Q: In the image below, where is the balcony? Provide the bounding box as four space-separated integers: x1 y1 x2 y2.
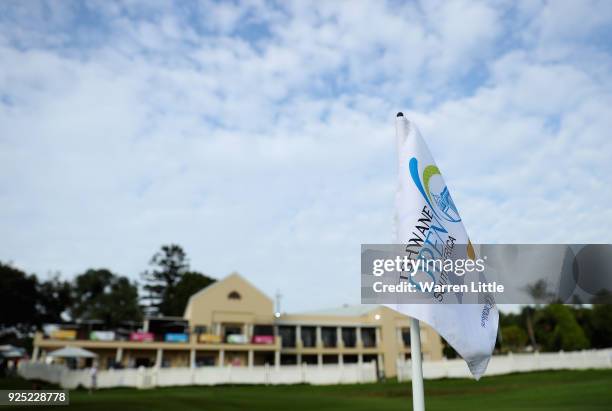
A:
37 322 280 349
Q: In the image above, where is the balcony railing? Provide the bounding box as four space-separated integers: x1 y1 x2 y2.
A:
43 330 278 345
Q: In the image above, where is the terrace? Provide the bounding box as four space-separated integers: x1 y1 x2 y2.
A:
36 318 281 369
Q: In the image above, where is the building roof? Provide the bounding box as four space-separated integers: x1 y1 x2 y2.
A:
183 272 273 319
183 272 382 321
289 304 380 317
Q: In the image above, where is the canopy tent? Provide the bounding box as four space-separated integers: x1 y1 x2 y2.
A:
0 345 26 359
47 347 98 358
0 345 25 356
0 349 25 359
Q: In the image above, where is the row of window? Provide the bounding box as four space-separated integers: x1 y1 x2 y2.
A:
277 326 378 348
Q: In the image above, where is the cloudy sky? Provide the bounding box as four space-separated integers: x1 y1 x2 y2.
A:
1 0 611 313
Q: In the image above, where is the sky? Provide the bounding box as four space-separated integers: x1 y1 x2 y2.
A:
1 0 612 313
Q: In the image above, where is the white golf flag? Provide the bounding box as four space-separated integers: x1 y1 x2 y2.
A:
390 114 498 379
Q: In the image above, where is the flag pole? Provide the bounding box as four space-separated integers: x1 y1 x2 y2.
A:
396 112 425 411
410 317 425 411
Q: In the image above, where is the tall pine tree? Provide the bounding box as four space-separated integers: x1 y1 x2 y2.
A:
141 244 189 316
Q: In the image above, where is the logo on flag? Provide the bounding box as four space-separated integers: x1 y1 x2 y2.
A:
410 159 461 223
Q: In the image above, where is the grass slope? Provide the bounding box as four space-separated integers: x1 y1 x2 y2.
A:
1 369 611 411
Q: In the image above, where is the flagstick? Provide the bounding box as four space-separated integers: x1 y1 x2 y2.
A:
396 112 425 411
410 317 425 411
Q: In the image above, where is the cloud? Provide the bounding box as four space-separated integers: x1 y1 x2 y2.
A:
0 0 611 311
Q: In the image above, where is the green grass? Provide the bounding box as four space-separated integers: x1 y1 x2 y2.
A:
1 369 611 410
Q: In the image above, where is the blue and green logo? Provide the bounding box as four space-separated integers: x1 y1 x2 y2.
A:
409 157 461 223
409 157 475 260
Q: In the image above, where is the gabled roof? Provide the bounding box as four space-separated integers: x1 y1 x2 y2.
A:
183 272 272 318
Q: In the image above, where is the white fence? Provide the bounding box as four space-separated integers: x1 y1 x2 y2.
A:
397 348 612 381
18 362 377 389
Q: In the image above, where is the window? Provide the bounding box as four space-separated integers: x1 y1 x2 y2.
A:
196 355 216 367
322 354 338 364
342 327 356 347
228 291 241 300
401 327 411 347
301 326 316 347
301 355 317 365
343 354 358 364
281 354 298 365
278 326 296 347
361 327 376 347
321 327 337 348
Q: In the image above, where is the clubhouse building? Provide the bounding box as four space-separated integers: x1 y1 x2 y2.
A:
32 273 443 377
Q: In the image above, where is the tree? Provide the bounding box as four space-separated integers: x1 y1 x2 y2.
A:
71 269 142 327
0 262 38 334
141 245 216 316
36 274 72 324
142 245 191 316
572 306 595 346
590 304 612 348
521 306 538 350
522 279 556 350
164 271 215 316
501 325 528 352
534 305 589 351
524 279 555 304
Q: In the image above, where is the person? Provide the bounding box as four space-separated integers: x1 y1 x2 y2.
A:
89 363 98 394
7 360 15 377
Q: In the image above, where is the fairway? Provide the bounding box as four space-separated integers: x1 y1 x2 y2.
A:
2 369 611 411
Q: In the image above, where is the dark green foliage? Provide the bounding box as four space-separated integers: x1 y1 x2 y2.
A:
141 244 189 316
71 269 142 326
141 245 215 316
534 305 589 351
500 324 528 351
590 304 612 348
165 271 215 317
0 263 71 348
0 262 38 331
36 274 73 324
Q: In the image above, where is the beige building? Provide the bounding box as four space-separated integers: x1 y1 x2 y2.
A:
33 273 442 377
